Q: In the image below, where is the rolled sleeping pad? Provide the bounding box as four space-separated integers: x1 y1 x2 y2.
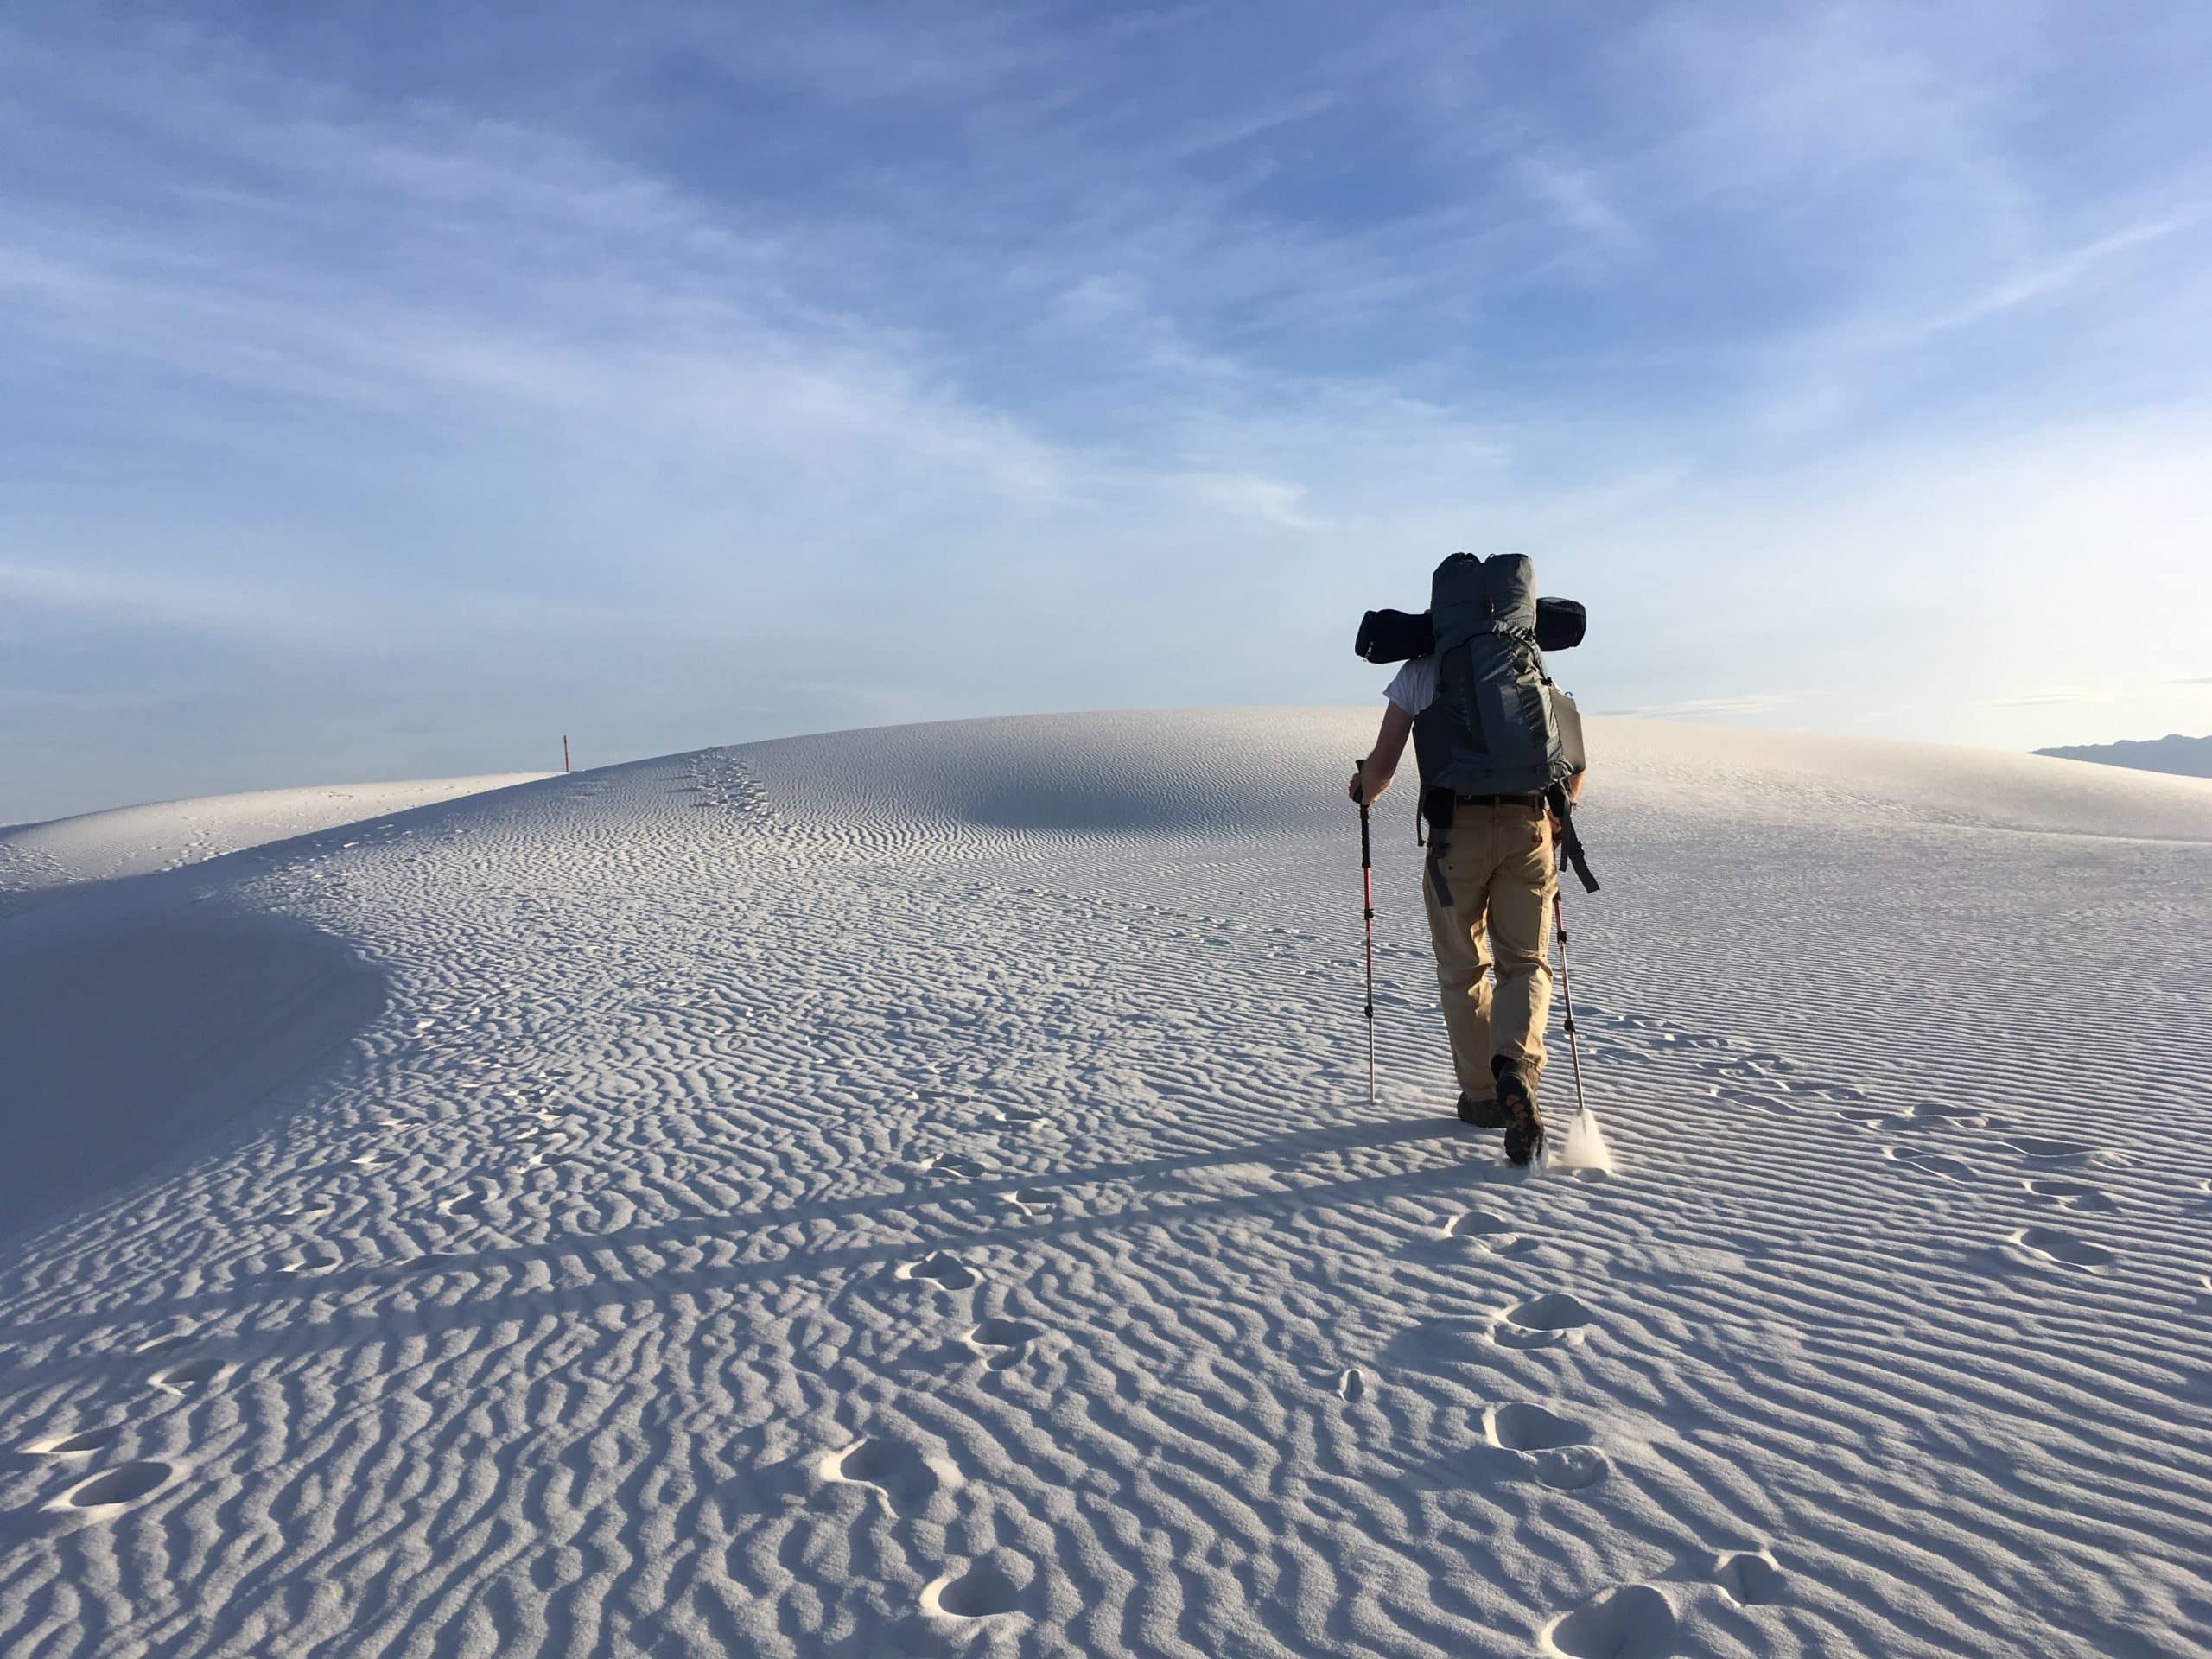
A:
1353 607 1432 663
1535 598 1586 652
1354 597 1586 662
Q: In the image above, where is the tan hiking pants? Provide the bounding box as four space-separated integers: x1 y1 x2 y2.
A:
1421 798 1556 1101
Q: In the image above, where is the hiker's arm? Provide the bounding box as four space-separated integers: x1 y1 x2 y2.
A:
1351 701 1414 803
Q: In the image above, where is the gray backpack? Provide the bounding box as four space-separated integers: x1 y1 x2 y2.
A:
1413 553 1580 798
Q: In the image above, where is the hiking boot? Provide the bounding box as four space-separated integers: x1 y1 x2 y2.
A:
1456 1093 1508 1128
1493 1058 1546 1167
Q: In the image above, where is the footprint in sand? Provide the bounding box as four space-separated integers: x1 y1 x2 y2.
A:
921 1554 1031 1621
918 1152 990 1180
1491 1293 1600 1350
1914 1103 1996 1128
896 1251 982 1292
150 1356 225 1395
1700 1058 1781 1089
1484 1402 1609 1491
963 1318 1045 1371
278 1243 342 1276
1841 1109 1915 1134
1542 1582 1680 1658
2023 1178 2118 1213
817 1436 962 1514
1003 1188 1059 1220
1443 1211 1541 1255
1338 1368 1367 1402
1714 1084 1795 1119
48 1460 176 1515
23 1424 124 1459
2005 1135 2103 1166
1713 1548 1787 1606
1886 1148 1975 1181
2009 1226 2118 1270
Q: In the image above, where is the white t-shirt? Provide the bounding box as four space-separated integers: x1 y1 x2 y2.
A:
1383 655 1438 716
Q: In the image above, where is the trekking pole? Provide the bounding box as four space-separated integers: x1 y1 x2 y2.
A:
1551 891 1589 1121
1357 761 1376 1109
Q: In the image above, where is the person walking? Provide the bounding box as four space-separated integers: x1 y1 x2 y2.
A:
1348 554 1586 1166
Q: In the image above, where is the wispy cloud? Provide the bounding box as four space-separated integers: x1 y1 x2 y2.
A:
1983 688 2105 709
1752 215 2196 436
1513 152 1643 273
3 3 2210 818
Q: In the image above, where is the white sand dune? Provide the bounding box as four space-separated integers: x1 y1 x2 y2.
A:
0 774 552 909
1 710 2208 1658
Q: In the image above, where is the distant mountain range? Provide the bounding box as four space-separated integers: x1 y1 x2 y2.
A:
2034 733 2212 779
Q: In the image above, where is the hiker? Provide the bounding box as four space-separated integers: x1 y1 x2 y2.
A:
1348 554 1586 1166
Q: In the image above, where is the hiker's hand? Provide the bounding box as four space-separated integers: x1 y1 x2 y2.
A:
1351 760 1392 804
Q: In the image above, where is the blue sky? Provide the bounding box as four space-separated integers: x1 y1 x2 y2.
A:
5 2 2210 821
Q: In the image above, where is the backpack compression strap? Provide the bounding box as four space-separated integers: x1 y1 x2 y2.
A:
1421 785 1457 908
1546 784 1600 893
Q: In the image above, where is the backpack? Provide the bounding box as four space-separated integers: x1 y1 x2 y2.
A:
1412 553 1580 798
